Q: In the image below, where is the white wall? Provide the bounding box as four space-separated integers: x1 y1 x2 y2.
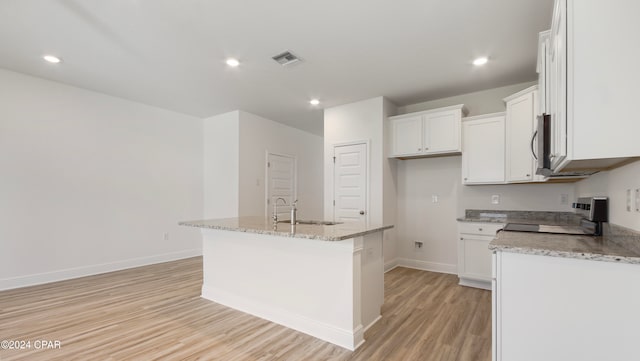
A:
461 181 575 213
382 99 399 266
324 96 397 267
576 160 640 231
397 81 537 117
203 111 240 219
324 97 385 224
203 110 324 221
238 111 323 220
396 156 577 272
396 157 462 272
0 69 203 290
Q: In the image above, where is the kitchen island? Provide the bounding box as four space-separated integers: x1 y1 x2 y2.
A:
179 216 393 350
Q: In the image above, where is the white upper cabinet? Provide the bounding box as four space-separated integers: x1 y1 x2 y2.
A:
424 110 460 153
461 113 505 185
504 86 540 183
544 0 640 172
536 30 550 117
548 0 567 170
390 115 422 156
389 104 466 158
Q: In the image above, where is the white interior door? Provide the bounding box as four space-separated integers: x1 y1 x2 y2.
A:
266 153 296 220
333 143 367 223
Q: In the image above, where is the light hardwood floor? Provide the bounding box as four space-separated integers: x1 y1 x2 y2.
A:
0 257 491 361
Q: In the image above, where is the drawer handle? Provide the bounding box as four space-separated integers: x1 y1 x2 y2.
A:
478 228 483 231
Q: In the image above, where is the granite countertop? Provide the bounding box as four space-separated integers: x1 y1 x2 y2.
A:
458 209 640 264
179 216 394 241
489 224 640 265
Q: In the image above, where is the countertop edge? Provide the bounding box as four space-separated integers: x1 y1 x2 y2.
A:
179 221 394 241
456 217 507 224
488 243 640 264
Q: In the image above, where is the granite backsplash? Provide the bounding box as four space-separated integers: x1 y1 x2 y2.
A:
463 209 584 225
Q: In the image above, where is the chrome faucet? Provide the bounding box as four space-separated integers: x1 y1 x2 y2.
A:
273 197 287 224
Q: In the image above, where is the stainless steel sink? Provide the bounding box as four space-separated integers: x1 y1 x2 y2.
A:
297 220 342 225
278 220 342 226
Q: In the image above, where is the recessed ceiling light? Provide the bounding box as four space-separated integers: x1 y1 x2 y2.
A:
226 58 240 67
43 55 61 63
473 57 488 66
309 99 320 106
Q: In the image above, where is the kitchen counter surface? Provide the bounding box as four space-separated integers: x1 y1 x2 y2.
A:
489 224 640 264
179 216 393 241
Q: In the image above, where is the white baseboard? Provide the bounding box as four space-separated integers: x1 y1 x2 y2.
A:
384 258 399 273
395 258 457 275
458 278 492 290
202 285 363 351
363 314 382 333
0 248 202 291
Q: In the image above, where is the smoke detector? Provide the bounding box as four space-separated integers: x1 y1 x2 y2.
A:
272 51 302 66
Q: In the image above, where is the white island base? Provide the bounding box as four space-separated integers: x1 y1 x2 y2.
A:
200 228 384 350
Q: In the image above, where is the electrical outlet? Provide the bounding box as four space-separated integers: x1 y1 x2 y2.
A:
163 232 169 241
627 189 632 212
491 195 500 205
432 195 439 203
414 241 423 249
560 194 569 205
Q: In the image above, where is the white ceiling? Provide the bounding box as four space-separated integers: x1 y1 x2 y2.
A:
0 0 553 135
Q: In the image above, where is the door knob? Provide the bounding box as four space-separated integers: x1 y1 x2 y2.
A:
359 210 365 215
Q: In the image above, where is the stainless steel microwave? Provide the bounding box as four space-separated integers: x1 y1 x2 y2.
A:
535 114 599 178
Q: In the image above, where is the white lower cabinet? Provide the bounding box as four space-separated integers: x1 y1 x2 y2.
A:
493 251 640 361
457 222 504 289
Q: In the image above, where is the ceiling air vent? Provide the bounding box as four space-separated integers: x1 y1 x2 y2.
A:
272 51 302 66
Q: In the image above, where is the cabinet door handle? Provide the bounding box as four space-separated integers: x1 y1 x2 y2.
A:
418 148 422 151
530 129 538 160
526 174 531 177
460 237 464 240
479 228 483 231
